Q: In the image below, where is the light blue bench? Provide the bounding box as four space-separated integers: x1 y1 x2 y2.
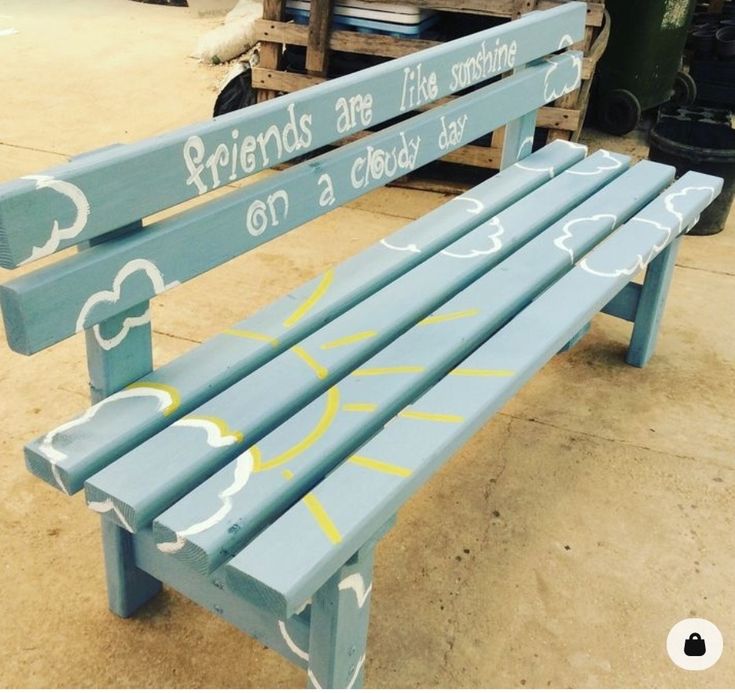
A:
0 3 722 687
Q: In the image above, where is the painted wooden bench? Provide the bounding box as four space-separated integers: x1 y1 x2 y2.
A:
0 3 722 687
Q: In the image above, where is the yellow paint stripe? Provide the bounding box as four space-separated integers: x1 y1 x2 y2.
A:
125 382 181 416
343 403 378 413
353 366 425 377
399 409 465 424
290 346 329 380
179 415 244 443
320 330 377 350
450 368 515 377
283 268 335 328
418 308 480 326
222 329 280 347
349 455 412 477
303 492 342 544
254 387 340 472
281 469 294 481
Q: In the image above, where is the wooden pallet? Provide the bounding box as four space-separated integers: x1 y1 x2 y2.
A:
252 0 608 187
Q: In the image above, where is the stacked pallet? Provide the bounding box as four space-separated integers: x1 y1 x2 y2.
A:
251 0 607 187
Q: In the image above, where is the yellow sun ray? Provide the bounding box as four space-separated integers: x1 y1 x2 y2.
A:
352 366 425 377
221 329 280 347
348 455 412 477
320 330 377 350
418 308 480 326
398 409 464 424
290 346 329 380
303 492 342 544
343 403 378 413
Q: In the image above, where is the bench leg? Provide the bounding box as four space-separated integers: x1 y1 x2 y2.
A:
101 518 162 618
307 543 375 689
626 236 682 368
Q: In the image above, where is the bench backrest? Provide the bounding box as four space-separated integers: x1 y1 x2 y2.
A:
0 3 586 362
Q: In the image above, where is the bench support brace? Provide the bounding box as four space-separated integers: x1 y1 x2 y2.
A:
307 542 376 689
84 223 163 616
625 237 682 368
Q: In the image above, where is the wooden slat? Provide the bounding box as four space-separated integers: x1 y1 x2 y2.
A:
256 0 284 102
267 19 439 57
305 0 333 75
253 19 441 59
1 53 585 355
23 142 587 495
253 19 600 70
252 67 326 91
224 171 722 617
82 151 626 533
156 160 689 580
0 3 586 269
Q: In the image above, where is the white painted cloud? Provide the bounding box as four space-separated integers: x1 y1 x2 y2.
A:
20 175 90 265
75 258 179 333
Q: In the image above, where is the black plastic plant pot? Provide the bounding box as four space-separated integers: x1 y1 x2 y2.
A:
692 28 718 57
649 106 735 235
716 26 735 58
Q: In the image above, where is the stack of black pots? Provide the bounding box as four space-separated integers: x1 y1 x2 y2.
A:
690 4 735 59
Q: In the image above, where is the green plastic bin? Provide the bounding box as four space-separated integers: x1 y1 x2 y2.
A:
596 0 698 135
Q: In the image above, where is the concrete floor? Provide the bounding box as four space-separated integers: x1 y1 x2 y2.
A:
1 0 734 688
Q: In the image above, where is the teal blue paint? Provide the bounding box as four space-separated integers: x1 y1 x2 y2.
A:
24 142 585 497
155 160 677 582
0 3 585 269
132 528 311 669
602 282 642 321
0 52 584 355
83 151 628 533
225 172 723 618
101 517 162 618
83 218 162 616
626 238 682 368
307 544 375 689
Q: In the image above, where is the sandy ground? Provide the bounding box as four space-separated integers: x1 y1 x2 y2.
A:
0 0 734 688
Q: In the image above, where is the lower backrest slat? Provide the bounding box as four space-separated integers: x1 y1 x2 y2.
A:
82 151 627 532
24 141 584 496
1 52 582 355
224 171 723 617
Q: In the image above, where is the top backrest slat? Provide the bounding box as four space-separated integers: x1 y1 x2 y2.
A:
0 2 586 269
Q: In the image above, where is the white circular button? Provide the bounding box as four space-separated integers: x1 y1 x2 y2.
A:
667 618 723 671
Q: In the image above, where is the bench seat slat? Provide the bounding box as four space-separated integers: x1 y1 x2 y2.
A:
0 3 586 269
152 160 675 576
223 171 723 617
0 51 583 355
82 151 626 531
24 142 585 496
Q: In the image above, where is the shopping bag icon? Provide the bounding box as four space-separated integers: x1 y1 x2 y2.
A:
684 632 706 657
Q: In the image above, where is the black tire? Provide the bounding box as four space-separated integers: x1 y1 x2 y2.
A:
598 88 642 136
213 67 258 118
672 71 698 106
